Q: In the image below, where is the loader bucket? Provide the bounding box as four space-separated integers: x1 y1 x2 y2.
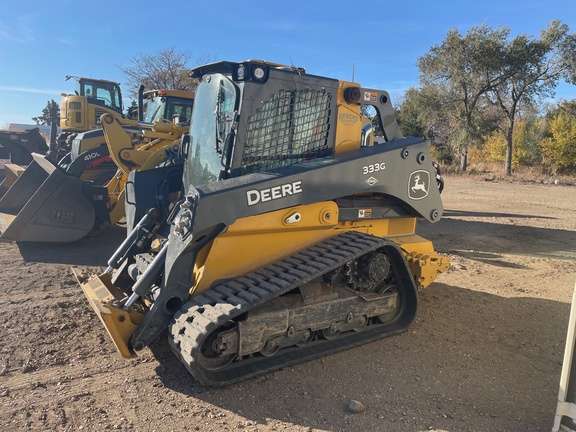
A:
0 163 25 198
0 153 108 242
74 269 142 358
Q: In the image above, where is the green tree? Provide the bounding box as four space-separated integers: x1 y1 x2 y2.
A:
545 98 576 119
488 21 576 175
32 99 60 126
396 87 428 138
397 86 457 164
119 47 213 98
417 24 512 171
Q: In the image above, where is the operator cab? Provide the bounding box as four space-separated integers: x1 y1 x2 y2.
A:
184 60 395 188
66 76 123 113
143 90 195 124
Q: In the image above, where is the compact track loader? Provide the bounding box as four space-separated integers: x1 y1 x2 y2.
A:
77 60 450 386
0 91 194 243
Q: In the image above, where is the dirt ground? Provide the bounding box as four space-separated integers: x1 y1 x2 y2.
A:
1 175 575 432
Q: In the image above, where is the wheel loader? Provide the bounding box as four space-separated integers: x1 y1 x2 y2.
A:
0 76 125 186
56 76 192 178
0 90 195 243
56 87 195 183
77 60 450 386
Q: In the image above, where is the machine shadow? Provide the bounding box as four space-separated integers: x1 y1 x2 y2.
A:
13 209 575 266
147 208 574 430
418 211 576 260
149 283 570 432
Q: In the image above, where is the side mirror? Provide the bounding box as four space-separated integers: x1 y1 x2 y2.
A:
179 133 191 160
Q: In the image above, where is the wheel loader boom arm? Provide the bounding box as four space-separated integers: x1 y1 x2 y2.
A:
100 114 189 177
100 90 194 176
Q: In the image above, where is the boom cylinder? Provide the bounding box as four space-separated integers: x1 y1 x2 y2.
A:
106 208 159 272
123 244 168 309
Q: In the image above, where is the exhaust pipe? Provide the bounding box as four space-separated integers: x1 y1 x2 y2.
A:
137 85 145 122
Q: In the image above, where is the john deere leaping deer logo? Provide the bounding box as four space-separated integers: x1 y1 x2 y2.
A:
408 170 430 200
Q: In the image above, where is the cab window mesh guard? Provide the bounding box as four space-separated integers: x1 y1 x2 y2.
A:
241 89 331 173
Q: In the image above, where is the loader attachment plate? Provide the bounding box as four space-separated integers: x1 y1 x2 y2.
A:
0 153 102 242
74 269 143 358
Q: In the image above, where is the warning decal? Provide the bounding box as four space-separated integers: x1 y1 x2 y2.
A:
363 91 377 102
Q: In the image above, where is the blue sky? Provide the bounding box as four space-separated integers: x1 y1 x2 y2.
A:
1 0 575 126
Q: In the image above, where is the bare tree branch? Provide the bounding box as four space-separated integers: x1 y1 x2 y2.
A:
118 47 215 98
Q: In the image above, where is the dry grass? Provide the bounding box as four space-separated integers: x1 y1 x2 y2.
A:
442 161 576 186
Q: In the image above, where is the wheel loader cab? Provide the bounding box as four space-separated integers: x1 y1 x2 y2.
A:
77 60 450 386
143 90 195 125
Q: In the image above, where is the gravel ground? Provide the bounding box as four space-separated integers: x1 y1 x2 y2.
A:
1 175 575 432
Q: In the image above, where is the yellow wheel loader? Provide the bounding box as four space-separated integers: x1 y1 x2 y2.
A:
77 60 450 386
3 75 140 186
0 88 194 243
97 113 191 233
0 76 126 185
56 87 195 183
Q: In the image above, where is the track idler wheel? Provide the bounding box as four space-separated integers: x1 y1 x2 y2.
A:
197 323 237 370
352 315 368 332
375 284 404 324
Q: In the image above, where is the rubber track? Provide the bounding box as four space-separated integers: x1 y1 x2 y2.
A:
168 231 417 386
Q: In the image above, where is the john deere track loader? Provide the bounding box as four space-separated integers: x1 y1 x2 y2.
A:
0 90 194 243
77 60 450 386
